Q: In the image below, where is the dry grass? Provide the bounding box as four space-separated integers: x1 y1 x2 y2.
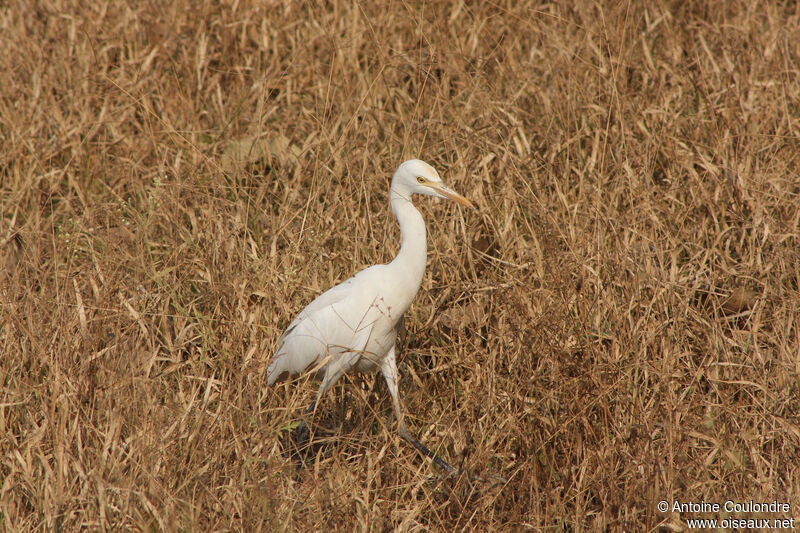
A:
2 0 799 530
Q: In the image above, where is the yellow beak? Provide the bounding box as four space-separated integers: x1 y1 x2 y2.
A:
431 183 475 209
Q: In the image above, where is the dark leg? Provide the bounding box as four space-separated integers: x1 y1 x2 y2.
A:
282 399 318 464
304 399 317 414
398 420 458 476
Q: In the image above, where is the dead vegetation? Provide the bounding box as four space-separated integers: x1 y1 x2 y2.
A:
1 0 799 530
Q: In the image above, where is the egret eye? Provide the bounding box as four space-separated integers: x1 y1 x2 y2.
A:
416 176 425 183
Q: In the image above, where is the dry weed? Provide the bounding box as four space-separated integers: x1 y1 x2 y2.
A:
1 0 799 530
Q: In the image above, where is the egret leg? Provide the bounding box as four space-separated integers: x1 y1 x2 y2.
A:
292 398 318 445
312 348 363 410
304 399 317 414
381 346 458 476
289 400 316 448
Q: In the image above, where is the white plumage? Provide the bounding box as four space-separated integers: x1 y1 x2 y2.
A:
268 159 473 473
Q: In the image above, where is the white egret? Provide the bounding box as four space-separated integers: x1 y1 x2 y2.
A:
268 159 473 475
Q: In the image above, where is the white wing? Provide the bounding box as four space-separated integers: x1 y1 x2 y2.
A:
267 265 390 384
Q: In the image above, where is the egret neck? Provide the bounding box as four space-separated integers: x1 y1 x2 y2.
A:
388 187 427 305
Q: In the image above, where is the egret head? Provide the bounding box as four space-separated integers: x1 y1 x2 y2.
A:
392 159 474 208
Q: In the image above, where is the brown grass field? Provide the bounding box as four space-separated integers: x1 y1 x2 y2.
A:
2 0 800 530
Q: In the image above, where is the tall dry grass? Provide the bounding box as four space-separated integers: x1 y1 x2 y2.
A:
1 0 799 530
